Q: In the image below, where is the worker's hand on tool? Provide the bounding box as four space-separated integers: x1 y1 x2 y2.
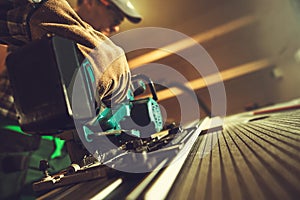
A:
27 0 131 106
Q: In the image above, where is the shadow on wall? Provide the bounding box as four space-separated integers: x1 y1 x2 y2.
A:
290 0 300 18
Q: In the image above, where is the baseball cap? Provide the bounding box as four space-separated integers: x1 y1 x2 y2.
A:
110 0 142 23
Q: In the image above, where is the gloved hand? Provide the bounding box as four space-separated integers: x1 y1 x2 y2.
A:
27 0 131 106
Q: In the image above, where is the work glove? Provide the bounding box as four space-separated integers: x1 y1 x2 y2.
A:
3 0 131 107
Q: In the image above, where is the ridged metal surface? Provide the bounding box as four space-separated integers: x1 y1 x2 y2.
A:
167 110 300 200
38 109 300 200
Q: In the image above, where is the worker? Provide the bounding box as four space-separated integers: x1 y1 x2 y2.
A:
0 0 141 199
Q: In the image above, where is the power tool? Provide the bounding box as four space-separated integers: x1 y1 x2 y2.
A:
6 35 181 191
6 35 163 138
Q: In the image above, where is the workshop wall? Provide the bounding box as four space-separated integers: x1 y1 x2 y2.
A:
119 0 300 122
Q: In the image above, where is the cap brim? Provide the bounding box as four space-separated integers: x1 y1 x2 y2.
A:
110 0 142 23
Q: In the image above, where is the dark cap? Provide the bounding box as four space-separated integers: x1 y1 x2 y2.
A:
110 0 142 23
